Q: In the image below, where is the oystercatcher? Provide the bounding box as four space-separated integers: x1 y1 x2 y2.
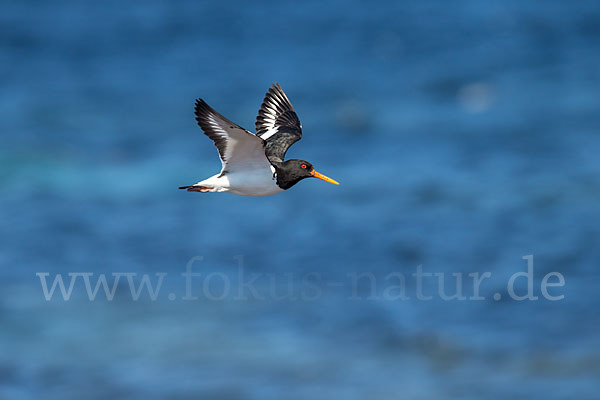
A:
179 83 339 196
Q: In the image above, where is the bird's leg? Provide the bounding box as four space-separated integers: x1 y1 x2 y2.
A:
187 186 211 193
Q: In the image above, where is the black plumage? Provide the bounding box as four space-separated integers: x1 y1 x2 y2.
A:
255 83 303 164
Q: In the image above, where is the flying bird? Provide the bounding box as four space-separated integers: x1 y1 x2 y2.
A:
179 83 339 196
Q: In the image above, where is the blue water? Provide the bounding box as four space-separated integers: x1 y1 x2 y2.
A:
1 1 600 399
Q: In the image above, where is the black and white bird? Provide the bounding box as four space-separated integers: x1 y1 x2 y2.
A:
179 83 339 196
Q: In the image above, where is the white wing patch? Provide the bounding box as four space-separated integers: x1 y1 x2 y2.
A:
255 83 302 138
260 127 279 141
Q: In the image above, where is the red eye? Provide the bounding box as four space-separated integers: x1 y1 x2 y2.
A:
301 164 307 169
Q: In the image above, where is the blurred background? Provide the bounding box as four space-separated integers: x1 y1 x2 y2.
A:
1 0 599 399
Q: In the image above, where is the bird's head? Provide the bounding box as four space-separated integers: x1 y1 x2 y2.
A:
278 160 339 189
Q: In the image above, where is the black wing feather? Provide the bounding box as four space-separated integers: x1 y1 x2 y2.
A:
255 83 302 163
194 99 231 162
194 98 265 174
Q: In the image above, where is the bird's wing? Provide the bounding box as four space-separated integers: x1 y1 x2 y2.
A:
195 99 269 174
255 83 302 163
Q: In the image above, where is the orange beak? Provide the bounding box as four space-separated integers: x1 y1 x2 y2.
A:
310 170 340 185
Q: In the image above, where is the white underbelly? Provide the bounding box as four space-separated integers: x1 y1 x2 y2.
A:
198 165 283 196
228 170 283 196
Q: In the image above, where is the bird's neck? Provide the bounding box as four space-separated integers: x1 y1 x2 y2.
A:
272 161 304 190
